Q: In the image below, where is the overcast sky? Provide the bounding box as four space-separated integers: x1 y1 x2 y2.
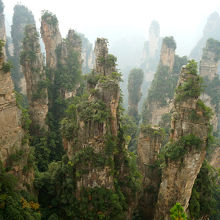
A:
4 0 220 56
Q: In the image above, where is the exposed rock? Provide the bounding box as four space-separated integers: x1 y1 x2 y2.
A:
190 12 220 61
0 3 33 189
41 11 62 71
209 147 220 168
137 126 164 219
20 24 48 131
11 4 35 93
140 20 162 82
127 68 144 122
142 36 187 126
0 1 6 58
80 33 95 73
154 63 211 220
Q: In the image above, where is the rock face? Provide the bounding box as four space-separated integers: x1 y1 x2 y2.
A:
0 1 6 58
80 34 95 73
142 36 187 125
140 20 162 82
20 24 48 132
200 39 220 133
0 3 33 189
190 12 220 61
127 68 144 122
137 126 164 219
11 4 35 93
41 11 62 71
154 63 211 220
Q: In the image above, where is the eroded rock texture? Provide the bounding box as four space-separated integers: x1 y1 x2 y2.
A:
142 36 187 126
154 64 211 220
0 3 33 189
20 24 48 132
137 126 164 219
11 4 35 93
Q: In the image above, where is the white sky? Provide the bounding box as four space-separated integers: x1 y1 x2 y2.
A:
4 0 220 56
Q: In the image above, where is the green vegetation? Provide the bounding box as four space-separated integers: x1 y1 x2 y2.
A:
41 10 58 26
142 54 187 123
162 134 202 162
0 162 40 220
203 38 220 61
127 68 144 122
170 202 187 220
11 4 35 92
163 36 176 50
175 60 203 103
189 160 220 219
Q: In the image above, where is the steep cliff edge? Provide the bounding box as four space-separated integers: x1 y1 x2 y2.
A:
190 12 220 61
137 125 164 219
10 4 35 93
0 3 33 189
20 24 48 132
154 60 212 220
142 36 187 125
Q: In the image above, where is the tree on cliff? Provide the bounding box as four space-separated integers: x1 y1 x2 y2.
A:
170 203 187 220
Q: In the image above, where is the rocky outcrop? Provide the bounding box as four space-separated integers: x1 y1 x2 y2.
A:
190 12 220 61
0 3 33 189
80 34 94 73
200 39 220 133
0 0 6 58
137 126 164 219
40 11 62 71
20 24 48 132
209 147 220 168
11 4 35 93
142 36 187 125
140 20 162 82
127 68 144 122
154 62 211 220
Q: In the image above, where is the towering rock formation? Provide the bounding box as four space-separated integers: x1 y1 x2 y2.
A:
200 39 220 133
190 12 220 61
140 20 162 82
60 38 140 219
154 61 211 220
142 36 187 125
127 68 144 122
0 1 33 189
20 24 48 132
41 10 62 71
80 33 95 74
137 126 164 219
0 0 6 57
11 4 35 93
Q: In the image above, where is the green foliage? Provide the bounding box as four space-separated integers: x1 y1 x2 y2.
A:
0 163 40 220
41 10 58 26
98 54 117 69
204 38 220 61
127 68 144 121
170 202 187 220
189 160 220 219
163 36 176 50
2 62 13 73
162 134 202 162
175 61 203 102
11 4 35 92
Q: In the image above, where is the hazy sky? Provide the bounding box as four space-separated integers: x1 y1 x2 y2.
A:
4 0 220 56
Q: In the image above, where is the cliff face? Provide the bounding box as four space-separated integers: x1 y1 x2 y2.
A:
142 36 187 126
20 24 48 132
0 1 6 58
200 39 220 133
80 34 94 74
0 5 33 189
140 20 162 82
137 126 164 219
190 12 220 61
11 4 35 94
127 68 144 122
40 11 62 70
154 62 211 220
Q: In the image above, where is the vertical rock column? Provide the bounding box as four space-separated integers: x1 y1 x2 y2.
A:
20 24 48 132
154 62 211 220
137 126 164 219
